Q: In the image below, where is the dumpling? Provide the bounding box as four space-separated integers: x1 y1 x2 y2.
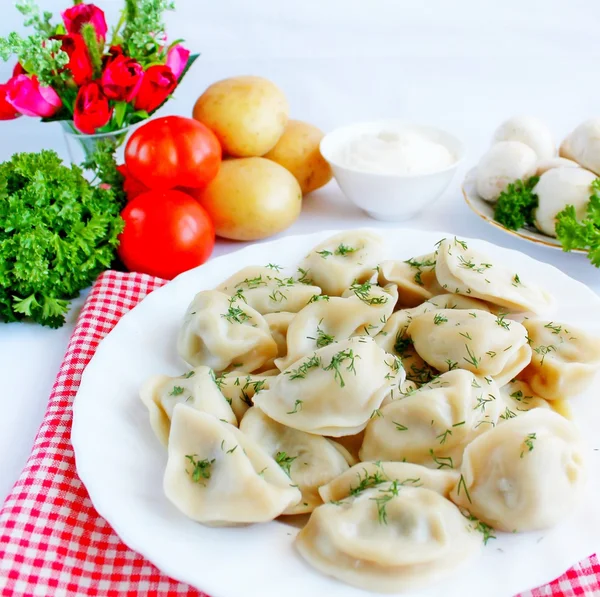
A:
360 370 502 467
408 308 531 386
329 430 365 464
533 167 596 237
262 311 295 370
424 294 493 312
298 230 386 296
375 295 490 386
377 253 445 307
498 379 550 421
318 461 459 503
535 157 579 176
239 407 351 514
434 237 554 314
217 265 321 314
560 118 600 175
164 404 301 525
177 290 278 372
216 371 274 421
296 483 482 593
276 283 397 371
375 308 437 386
140 366 237 446
518 319 600 400
450 409 586 532
476 141 537 202
492 116 555 160
254 337 405 437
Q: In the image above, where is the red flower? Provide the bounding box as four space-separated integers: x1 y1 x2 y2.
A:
101 55 143 102
6 75 62 118
74 82 112 134
102 45 124 69
61 3 107 40
0 84 21 120
55 34 93 86
166 45 190 80
134 65 177 114
12 63 26 77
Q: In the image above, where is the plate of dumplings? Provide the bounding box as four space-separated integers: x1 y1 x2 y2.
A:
463 116 600 253
72 229 600 597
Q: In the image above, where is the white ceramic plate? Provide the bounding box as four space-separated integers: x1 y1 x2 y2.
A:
72 228 600 597
462 168 587 254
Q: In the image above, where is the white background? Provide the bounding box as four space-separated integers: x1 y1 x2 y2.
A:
1 0 599 504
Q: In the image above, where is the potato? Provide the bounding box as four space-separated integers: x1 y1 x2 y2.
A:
192 76 289 157
263 119 333 195
197 158 302 241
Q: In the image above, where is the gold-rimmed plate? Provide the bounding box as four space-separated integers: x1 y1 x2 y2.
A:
462 168 587 254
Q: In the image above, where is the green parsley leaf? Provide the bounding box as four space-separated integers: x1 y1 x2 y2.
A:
493 177 539 230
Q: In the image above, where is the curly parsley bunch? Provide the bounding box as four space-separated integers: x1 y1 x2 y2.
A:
556 178 600 267
0 150 124 328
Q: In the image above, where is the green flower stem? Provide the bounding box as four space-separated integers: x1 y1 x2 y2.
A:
81 23 103 79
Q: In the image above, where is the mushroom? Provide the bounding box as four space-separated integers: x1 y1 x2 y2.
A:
535 157 579 177
533 166 596 237
476 141 537 202
493 116 555 160
560 118 600 176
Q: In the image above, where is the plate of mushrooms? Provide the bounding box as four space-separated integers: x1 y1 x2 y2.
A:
463 115 600 255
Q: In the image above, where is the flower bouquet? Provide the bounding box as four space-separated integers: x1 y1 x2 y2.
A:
0 0 197 137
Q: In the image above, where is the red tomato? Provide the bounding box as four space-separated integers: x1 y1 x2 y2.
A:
118 190 215 279
125 116 222 190
117 164 150 201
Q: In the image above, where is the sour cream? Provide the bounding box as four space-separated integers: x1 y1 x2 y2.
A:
335 130 456 176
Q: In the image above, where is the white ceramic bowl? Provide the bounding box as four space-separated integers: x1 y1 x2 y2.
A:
320 121 464 221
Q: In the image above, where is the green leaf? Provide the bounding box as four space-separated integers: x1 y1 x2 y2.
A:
555 177 600 269
493 177 539 231
178 53 200 85
12 293 40 316
113 101 128 129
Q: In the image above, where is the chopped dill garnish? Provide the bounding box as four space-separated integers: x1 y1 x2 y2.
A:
307 323 336 348
185 455 215 484
533 344 556 365
286 399 303 415
275 451 297 476
370 480 401 525
335 243 358 256
429 449 454 469
286 354 321 380
350 280 388 305
324 349 361 387
520 432 537 458
495 313 511 330
457 474 472 503
350 467 388 496
463 344 481 368
433 313 448 325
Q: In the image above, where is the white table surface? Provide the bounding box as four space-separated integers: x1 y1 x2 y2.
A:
1 0 599 505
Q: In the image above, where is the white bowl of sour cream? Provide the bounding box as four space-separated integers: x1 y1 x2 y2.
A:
320 121 464 221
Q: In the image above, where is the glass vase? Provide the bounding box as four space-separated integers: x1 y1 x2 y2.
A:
60 121 136 172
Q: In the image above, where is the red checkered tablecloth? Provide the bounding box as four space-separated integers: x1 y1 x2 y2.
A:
0 270 598 596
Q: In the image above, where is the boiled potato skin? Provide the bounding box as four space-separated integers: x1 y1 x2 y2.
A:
192 76 289 157
197 158 302 241
264 120 333 195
